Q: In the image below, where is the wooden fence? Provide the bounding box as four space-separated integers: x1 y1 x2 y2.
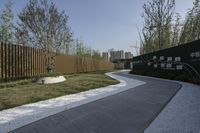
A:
0 42 114 80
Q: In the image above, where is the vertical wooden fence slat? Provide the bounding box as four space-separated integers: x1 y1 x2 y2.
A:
4 43 7 79
18 45 20 77
41 50 43 74
25 46 27 77
3 42 5 79
29 47 31 77
1 42 3 79
38 49 40 75
23 46 26 77
32 48 34 76
28 47 30 77
39 49 41 75
35 48 37 76
17 45 20 78
2 43 5 79
17 45 20 77
11 44 14 78
33 48 35 76
14 45 16 78
36 49 38 75
22 45 24 77
9 43 11 78
30 48 32 77
41 50 45 74
7 43 9 78
34 48 36 76
12 44 14 78
0 42 2 79
24 46 26 77
18 45 21 77
8 44 11 78
42 50 44 74
21 45 23 77
16 45 18 78
31 48 35 76
20 45 22 77
30 47 32 77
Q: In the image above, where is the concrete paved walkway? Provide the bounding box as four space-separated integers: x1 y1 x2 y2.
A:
10 71 181 133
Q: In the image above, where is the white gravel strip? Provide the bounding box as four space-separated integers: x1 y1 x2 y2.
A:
0 70 146 133
144 79 200 133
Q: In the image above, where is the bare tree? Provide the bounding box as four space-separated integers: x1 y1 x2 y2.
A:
0 0 14 43
180 0 200 44
16 0 72 72
171 13 181 46
141 0 175 53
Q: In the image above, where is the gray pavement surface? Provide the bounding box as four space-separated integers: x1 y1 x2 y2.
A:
10 71 181 133
121 73 200 133
144 81 200 133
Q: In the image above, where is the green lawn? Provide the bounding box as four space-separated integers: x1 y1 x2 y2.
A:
0 71 119 111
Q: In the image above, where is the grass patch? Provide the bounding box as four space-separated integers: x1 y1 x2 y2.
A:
0 71 119 111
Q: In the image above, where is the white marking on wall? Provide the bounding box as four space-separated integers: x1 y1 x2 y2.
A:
176 65 183 70
167 64 172 68
167 57 172 61
161 63 165 68
175 57 181 62
160 56 164 60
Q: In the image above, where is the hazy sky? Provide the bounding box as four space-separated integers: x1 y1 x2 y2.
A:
0 0 195 54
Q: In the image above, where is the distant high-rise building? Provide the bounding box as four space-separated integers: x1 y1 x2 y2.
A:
103 50 133 62
125 52 133 59
110 50 125 62
102 52 110 61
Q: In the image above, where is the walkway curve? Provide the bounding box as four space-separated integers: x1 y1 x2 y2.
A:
9 71 182 133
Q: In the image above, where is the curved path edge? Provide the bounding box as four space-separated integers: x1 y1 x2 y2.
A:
0 70 146 133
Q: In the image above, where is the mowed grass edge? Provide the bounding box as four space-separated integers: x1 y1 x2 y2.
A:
0 71 119 111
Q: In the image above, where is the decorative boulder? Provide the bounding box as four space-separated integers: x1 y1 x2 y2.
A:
36 76 66 84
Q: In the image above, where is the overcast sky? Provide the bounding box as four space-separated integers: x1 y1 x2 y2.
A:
0 0 195 55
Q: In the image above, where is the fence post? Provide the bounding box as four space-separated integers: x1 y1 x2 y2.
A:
0 42 1 79
8 43 11 79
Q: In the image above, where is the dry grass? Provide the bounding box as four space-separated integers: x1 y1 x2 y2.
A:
0 71 119 111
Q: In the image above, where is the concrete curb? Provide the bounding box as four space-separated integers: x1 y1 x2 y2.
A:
0 70 146 133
